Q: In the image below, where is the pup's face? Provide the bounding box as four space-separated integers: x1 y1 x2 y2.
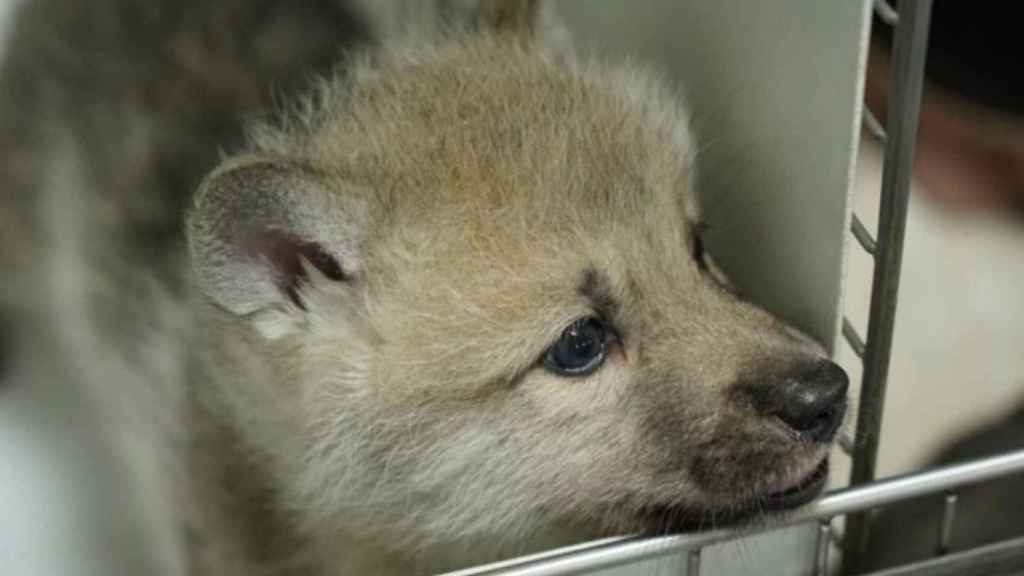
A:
187 2 848 565
352 189 842 543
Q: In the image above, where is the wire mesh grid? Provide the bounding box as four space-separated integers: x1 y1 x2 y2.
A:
440 1 1024 574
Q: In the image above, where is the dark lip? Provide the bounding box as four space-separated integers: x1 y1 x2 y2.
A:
762 457 830 512
636 458 830 535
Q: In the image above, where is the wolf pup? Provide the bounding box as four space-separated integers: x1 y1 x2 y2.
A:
0 0 848 574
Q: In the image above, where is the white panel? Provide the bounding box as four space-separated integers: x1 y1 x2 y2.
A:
555 1 871 574
558 0 870 349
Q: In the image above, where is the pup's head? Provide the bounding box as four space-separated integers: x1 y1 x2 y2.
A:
187 0 847 565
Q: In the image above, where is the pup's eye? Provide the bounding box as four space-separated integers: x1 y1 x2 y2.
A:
544 318 609 377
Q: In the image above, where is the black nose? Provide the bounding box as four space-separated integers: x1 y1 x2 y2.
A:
748 360 849 442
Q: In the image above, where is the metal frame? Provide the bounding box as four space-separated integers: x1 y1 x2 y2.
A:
441 1 1024 574
442 450 1024 576
842 0 933 572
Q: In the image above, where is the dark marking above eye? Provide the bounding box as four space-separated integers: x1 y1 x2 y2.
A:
578 267 619 320
691 221 710 270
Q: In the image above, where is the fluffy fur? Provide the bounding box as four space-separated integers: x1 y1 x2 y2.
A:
0 1 846 575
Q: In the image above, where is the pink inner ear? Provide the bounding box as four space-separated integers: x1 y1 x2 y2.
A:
243 229 346 310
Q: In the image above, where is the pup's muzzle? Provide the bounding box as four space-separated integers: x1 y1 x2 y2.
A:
743 360 849 443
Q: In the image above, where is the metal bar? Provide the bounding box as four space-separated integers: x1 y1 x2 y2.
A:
873 0 900 26
440 537 633 576
860 535 1024 576
687 549 701 576
810 449 1024 519
842 317 867 359
815 521 832 576
862 108 888 144
937 493 958 556
851 213 878 256
442 449 1024 576
844 0 933 572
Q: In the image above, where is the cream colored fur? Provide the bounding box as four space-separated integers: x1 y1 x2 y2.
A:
0 1 844 574
180 4 837 575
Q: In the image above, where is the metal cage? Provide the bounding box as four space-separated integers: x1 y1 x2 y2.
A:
441 1 1024 574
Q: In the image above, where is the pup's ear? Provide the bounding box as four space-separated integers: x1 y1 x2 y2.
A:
186 159 364 322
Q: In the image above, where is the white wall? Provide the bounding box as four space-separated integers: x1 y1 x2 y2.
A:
558 0 869 350
556 2 870 574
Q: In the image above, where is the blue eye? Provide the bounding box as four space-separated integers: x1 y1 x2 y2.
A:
543 318 609 377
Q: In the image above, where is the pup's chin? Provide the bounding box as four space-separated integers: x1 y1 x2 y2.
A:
637 457 831 536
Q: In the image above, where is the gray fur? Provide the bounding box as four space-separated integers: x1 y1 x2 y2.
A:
187 158 366 318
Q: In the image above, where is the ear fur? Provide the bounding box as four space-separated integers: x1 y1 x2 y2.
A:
186 158 364 321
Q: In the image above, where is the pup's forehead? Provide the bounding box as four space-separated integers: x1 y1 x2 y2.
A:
317 39 699 228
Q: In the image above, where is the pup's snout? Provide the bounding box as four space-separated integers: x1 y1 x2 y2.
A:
748 360 849 442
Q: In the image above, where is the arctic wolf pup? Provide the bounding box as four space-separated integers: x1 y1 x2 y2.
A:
0 0 848 574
